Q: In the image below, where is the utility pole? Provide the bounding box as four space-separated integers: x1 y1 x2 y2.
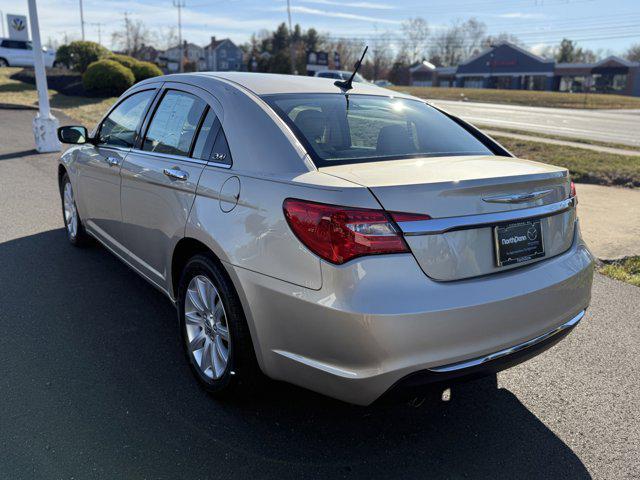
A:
27 0 60 152
0 10 5 37
79 0 85 40
90 22 104 45
286 0 295 75
173 0 185 73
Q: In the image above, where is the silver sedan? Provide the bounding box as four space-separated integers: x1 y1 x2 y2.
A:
56 73 594 405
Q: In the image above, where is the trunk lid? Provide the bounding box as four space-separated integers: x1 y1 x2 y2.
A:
320 155 576 281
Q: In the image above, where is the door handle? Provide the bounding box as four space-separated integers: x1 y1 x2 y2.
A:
105 156 120 167
163 167 189 181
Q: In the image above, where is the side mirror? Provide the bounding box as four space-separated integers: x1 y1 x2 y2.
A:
57 126 89 145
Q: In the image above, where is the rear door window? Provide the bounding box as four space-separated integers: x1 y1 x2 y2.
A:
210 129 232 165
191 108 220 160
143 90 207 157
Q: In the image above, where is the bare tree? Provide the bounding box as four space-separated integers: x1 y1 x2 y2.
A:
429 18 488 66
481 32 523 49
111 13 151 58
625 43 640 62
400 17 429 64
368 29 393 80
153 26 178 51
460 18 486 59
429 24 465 67
323 38 363 71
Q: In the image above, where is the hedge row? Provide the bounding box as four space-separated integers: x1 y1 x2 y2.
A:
56 41 163 96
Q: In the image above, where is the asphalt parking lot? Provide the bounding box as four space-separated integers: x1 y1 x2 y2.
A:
1 109 639 479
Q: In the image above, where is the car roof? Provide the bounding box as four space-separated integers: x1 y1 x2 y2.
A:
185 71 404 97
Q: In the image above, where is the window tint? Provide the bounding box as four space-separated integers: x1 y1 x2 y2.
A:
192 109 219 160
99 90 155 148
143 90 207 156
210 129 232 165
264 94 493 166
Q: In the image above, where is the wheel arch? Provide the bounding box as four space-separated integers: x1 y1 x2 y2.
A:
57 164 67 192
170 236 266 369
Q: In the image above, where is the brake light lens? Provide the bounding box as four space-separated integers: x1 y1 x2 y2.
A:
283 199 426 264
570 180 577 199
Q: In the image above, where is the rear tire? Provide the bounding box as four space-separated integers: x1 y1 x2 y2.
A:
0 59 8 67
60 173 90 247
178 254 263 397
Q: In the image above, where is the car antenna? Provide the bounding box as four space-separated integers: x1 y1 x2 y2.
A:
334 45 368 92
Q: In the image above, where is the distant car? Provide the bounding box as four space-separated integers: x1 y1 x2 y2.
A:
315 69 368 83
0 38 56 68
375 79 394 87
56 72 593 405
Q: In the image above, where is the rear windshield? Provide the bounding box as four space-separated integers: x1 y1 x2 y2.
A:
263 93 493 166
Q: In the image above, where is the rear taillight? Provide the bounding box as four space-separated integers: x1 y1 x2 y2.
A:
283 199 430 264
570 180 578 205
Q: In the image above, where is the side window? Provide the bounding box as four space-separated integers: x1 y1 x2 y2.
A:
210 129 232 165
99 90 155 148
192 109 219 160
143 90 207 156
2 40 23 49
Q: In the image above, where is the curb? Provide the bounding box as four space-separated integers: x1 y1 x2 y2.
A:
0 103 38 110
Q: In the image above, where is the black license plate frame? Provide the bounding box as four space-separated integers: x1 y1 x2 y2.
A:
494 219 545 267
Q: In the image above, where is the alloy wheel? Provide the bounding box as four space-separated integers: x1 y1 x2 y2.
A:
63 181 78 240
184 275 231 380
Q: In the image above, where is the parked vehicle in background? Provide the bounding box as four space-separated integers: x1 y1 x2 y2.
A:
374 79 394 87
315 69 368 83
56 72 594 406
0 38 56 68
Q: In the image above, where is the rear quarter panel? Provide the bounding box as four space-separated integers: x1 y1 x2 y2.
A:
185 169 379 291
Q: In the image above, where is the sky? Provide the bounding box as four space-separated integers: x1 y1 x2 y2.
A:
1 0 639 56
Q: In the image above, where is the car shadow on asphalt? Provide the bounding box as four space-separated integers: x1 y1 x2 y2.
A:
0 229 591 479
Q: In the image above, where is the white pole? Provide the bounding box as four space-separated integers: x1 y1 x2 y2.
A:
0 10 5 37
27 0 60 152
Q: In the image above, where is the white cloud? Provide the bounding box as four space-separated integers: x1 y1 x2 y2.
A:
298 0 395 10
283 5 401 24
498 12 546 19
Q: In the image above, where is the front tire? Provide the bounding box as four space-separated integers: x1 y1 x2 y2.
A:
178 254 262 396
60 173 90 246
0 58 8 67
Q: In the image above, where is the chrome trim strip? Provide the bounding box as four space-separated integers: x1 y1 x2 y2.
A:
129 148 209 165
483 189 553 204
128 148 232 169
399 197 576 236
206 160 232 170
428 310 585 373
99 145 131 153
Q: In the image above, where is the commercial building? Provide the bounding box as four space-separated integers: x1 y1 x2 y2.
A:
410 42 640 97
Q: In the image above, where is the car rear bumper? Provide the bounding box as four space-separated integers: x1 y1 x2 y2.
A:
384 309 583 399
228 222 594 405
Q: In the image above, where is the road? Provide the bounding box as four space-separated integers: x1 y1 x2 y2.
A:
1 109 639 479
430 100 640 147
